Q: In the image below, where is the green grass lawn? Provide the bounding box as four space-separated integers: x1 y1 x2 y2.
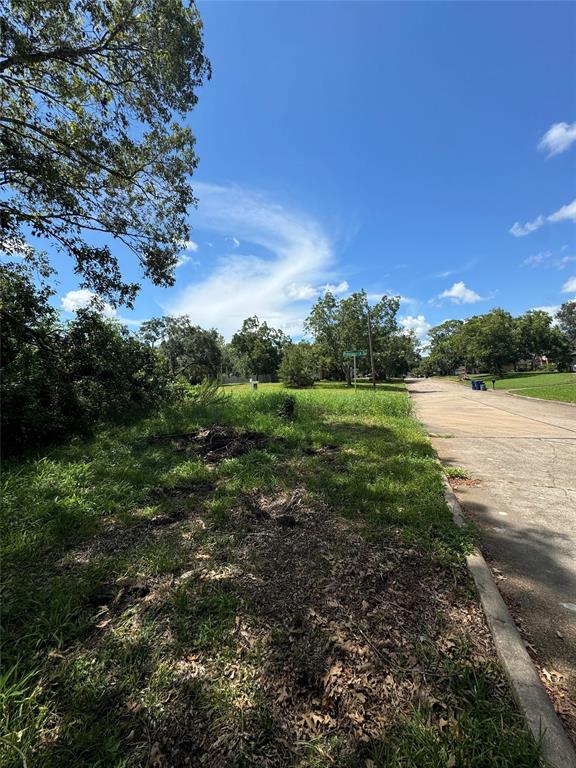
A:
1 382 543 767
454 371 576 403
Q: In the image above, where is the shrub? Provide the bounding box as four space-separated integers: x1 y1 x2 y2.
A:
1 263 171 453
279 344 315 388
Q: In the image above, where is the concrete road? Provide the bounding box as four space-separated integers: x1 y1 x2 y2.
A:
406 377 576 708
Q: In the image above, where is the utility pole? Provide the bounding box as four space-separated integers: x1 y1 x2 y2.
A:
366 304 376 390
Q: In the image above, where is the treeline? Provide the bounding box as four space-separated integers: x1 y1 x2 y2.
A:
1 266 418 452
421 305 576 376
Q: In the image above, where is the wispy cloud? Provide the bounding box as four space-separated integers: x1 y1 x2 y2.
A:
166 183 337 338
538 121 576 157
285 280 349 301
561 276 576 293
548 199 576 225
509 216 544 238
438 281 482 304
510 198 576 238
522 250 576 270
522 251 551 267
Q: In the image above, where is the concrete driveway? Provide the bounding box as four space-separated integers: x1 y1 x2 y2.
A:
406 377 576 719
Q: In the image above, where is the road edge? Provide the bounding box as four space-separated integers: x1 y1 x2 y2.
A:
443 479 576 768
505 390 576 407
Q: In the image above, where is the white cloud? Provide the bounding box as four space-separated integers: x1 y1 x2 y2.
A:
548 199 576 224
285 283 318 300
285 280 349 301
531 305 560 319
166 184 335 338
231 237 240 248
438 281 482 304
538 121 576 157
175 254 199 269
509 216 544 238
0 236 34 259
323 280 349 294
400 314 431 340
509 198 576 238
561 276 576 293
61 289 116 318
179 239 199 252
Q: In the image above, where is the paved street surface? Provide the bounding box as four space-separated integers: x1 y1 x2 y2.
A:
406 377 576 708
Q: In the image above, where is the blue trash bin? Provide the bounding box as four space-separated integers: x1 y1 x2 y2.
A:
471 380 478 390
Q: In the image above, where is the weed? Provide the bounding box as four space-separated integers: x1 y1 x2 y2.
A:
444 466 470 480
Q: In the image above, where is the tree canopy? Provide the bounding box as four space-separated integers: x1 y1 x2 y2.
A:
140 315 223 383
423 306 573 375
557 301 576 347
229 316 289 378
0 0 210 305
304 290 409 381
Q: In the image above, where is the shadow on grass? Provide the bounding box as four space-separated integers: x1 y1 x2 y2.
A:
0 391 539 767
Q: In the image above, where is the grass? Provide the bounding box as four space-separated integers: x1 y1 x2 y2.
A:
0 381 543 767
453 371 575 402
444 466 470 480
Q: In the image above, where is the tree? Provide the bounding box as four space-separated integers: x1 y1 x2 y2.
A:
556 301 576 347
377 331 420 379
229 316 289 378
427 320 465 375
279 343 315 388
305 290 400 383
140 316 223 382
461 309 517 374
1 0 210 305
515 310 556 368
303 291 343 380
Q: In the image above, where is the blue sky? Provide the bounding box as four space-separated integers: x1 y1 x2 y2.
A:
56 2 576 339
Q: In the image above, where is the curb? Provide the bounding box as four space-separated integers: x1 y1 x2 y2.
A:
443 479 576 768
505 390 576 407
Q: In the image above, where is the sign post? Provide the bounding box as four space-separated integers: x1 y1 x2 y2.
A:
343 350 367 390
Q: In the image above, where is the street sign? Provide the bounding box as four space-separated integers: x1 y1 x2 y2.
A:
343 350 367 357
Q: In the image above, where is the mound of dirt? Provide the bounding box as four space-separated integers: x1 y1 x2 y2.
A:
152 426 271 463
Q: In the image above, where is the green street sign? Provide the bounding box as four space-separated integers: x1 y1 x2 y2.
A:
343 350 367 357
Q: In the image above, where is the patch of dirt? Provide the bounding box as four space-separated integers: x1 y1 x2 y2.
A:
303 444 341 456
147 479 215 501
448 477 481 488
151 425 273 463
142 497 506 767
59 481 213 568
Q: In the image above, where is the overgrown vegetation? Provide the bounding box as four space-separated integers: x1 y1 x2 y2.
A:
1 383 542 766
1 262 171 453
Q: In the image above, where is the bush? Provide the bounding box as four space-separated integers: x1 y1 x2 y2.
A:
1 263 171 453
279 344 315 388
277 393 297 420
